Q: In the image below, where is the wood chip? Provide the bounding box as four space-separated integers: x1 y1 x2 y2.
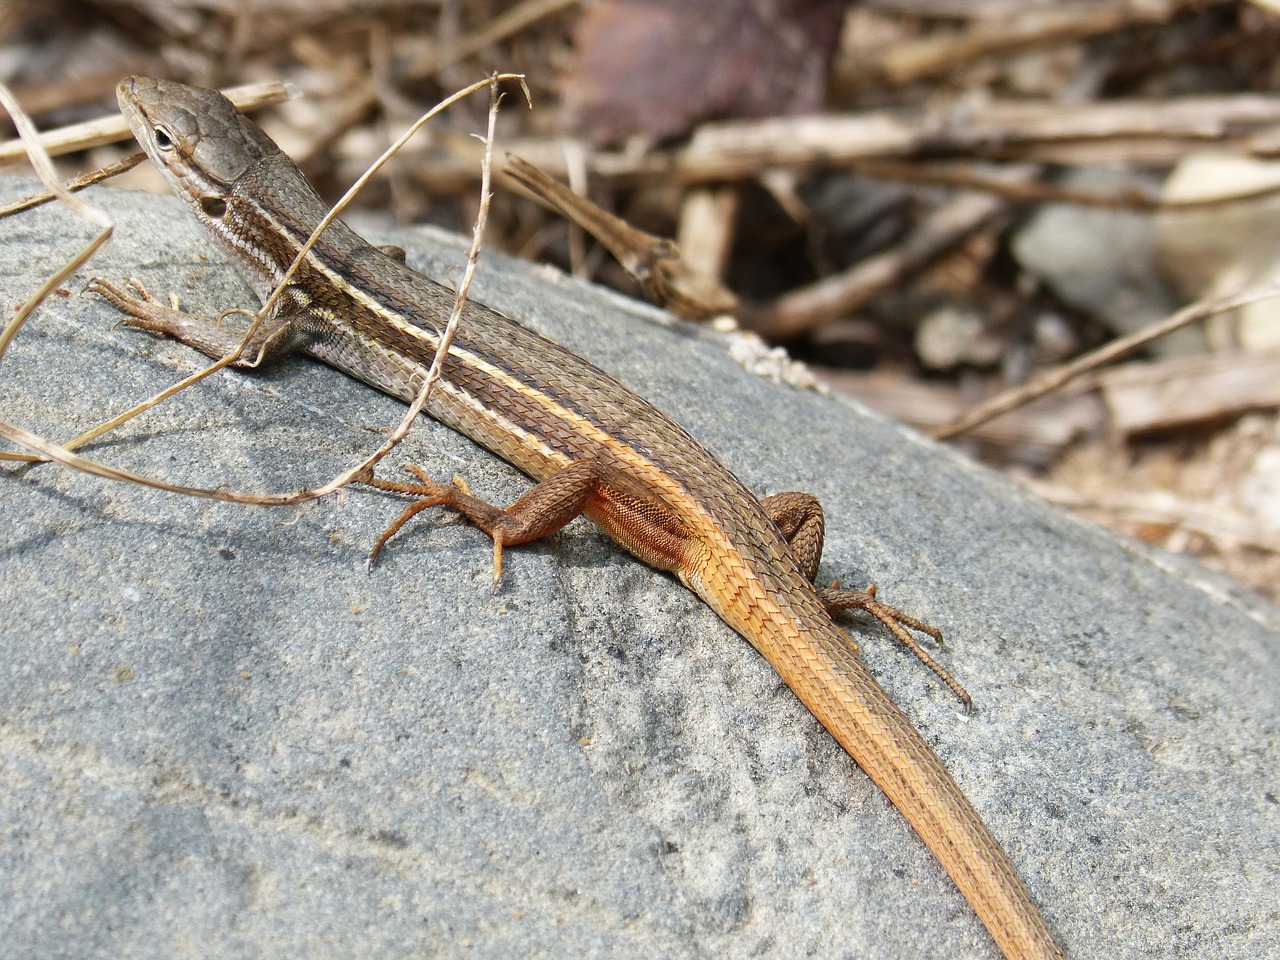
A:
821 368 1105 453
1100 351 1280 436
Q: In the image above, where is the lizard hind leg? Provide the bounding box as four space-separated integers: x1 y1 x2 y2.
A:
761 491 972 711
759 491 826 583
819 583 971 711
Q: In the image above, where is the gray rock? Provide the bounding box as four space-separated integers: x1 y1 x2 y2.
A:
1157 152 1280 353
1012 166 1204 360
1 177 1277 960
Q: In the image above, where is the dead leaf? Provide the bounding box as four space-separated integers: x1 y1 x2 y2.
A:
563 0 844 145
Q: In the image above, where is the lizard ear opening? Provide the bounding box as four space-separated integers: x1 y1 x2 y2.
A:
200 195 227 219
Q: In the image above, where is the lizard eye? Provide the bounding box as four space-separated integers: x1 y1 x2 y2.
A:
153 126 175 151
200 195 227 219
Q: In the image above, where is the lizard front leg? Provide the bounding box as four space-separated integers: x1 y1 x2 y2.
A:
87 277 307 367
361 458 701 595
361 460 609 592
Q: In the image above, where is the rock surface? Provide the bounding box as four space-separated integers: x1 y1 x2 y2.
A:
1157 152 1280 353
1 179 1278 959
1012 166 1204 360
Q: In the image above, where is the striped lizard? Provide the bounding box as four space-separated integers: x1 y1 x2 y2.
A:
88 76 1065 959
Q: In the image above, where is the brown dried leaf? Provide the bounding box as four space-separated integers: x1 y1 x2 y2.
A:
563 0 844 145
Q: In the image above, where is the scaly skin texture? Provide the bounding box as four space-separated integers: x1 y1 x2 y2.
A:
91 75 1066 959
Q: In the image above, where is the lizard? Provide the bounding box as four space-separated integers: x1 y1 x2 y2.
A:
87 75 1066 960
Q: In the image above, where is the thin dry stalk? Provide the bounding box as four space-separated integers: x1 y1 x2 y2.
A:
744 184 1019 340
0 152 147 218
415 94 1280 190
837 4 1179 92
505 154 738 320
932 281 1280 440
0 84 114 368
850 159 1280 212
360 74 516 486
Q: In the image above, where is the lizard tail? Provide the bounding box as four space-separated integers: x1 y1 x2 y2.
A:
772 619 1067 960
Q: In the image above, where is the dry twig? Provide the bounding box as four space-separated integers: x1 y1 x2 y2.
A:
743 183 1022 340
505 154 738 320
933 282 1280 440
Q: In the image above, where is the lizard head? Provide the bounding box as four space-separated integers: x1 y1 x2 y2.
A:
117 75 277 222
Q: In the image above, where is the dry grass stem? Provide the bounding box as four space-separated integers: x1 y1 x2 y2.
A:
0 83 113 372
933 282 1280 440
